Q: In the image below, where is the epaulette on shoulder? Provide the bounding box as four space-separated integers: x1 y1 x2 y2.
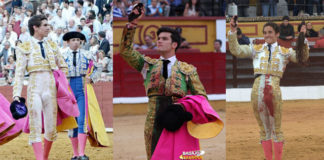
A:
17 41 31 53
280 46 290 55
47 39 57 50
144 56 159 64
253 44 263 52
177 61 196 75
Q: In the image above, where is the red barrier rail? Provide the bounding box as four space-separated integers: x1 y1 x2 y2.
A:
113 52 226 97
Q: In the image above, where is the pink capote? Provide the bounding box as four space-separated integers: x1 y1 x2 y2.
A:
151 95 223 160
23 70 80 133
0 93 27 145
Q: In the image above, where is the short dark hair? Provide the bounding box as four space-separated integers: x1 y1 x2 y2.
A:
263 22 280 34
89 10 96 19
77 25 83 30
80 17 86 21
98 31 106 38
56 8 62 13
214 39 222 46
157 27 181 51
298 21 306 32
237 27 242 36
282 15 289 21
77 0 84 5
28 15 47 36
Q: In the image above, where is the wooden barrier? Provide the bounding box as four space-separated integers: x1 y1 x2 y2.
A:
226 48 324 88
113 52 226 97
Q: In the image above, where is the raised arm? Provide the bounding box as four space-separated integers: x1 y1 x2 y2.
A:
119 5 146 72
227 16 253 58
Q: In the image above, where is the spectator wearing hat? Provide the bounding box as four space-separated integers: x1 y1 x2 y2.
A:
98 31 110 57
279 16 295 40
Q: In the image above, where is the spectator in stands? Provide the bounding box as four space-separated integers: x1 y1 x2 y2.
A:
305 22 318 38
102 3 111 17
11 0 22 13
159 0 170 16
89 11 101 34
306 0 322 16
68 19 76 31
279 16 294 40
141 35 157 50
147 0 163 17
97 50 109 72
77 0 87 16
72 8 85 26
3 55 15 85
237 27 250 45
51 9 67 29
22 0 34 12
89 35 99 55
21 9 32 27
62 0 75 20
98 31 110 57
238 0 249 17
260 0 278 17
86 0 99 15
80 18 91 41
0 41 13 66
183 0 201 16
314 28 324 48
214 39 222 52
169 0 184 16
2 10 10 24
294 0 305 16
18 26 30 42
102 14 112 32
176 27 191 49
113 0 125 17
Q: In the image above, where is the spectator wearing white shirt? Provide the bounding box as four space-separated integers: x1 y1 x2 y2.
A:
2 32 15 50
77 0 87 16
68 19 76 31
86 0 99 15
72 8 85 26
51 8 67 30
6 24 18 45
88 11 101 34
80 18 91 41
21 9 32 27
18 26 30 42
62 0 75 20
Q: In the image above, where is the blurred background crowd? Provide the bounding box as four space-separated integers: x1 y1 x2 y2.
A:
0 0 113 85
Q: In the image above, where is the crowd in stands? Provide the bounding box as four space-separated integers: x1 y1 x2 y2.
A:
0 0 113 85
113 0 225 17
227 0 324 17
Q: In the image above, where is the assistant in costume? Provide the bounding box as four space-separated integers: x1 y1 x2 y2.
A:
228 19 309 160
13 15 69 160
62 31 107 160
120 7 217 158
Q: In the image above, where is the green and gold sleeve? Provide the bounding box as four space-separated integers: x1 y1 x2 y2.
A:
120 26 145 72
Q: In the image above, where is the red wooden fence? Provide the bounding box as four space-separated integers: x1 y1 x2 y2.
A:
113 52 226 97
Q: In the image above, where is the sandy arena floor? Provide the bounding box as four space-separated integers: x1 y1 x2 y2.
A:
0 132 113 160
227 99 324 160
113 112 226 160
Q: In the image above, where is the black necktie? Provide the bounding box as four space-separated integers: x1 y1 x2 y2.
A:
72 51 77 66
162 60 170 79
38 42 45 58
268 44 271 62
